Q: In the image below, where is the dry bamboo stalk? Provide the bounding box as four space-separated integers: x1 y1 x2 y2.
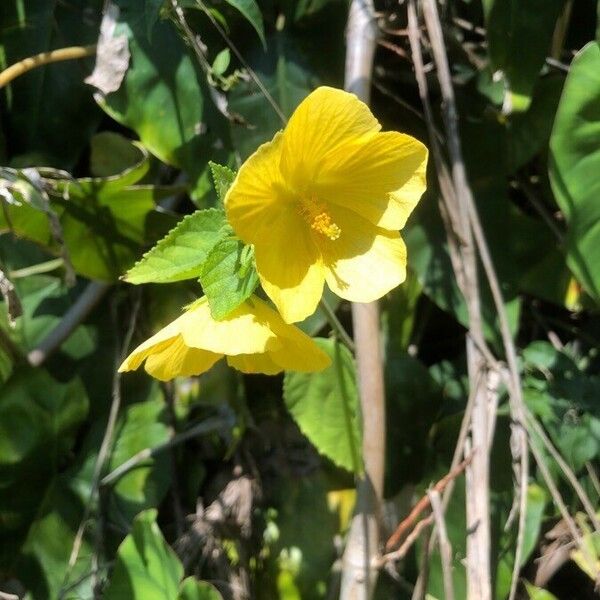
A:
340 1 384 598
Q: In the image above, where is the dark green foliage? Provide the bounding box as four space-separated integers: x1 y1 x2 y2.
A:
1 0 600 598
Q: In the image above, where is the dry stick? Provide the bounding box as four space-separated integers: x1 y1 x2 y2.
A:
0 45 96 88
528 438 583 547
525 409 600 534
28 282 110 367
59 295 140 599
418 1 494 598
428 490 455 600
340 2 384 599
385 453 474 552
466 198 530 600
380 515 434 564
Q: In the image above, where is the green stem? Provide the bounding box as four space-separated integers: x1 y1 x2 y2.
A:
319 298 355 352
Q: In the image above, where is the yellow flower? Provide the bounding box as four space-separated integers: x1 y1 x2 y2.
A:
225 86 428 323
119 296 331 381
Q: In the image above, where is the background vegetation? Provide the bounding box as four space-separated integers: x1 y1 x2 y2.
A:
0 0 599 598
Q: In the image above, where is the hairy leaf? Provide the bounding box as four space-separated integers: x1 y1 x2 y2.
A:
198 236 259 319
283 339 361 473
125 209 227 284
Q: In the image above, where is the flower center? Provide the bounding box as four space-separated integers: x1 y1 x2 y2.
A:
299 195 341 241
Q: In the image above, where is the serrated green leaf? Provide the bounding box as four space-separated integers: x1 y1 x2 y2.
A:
125 209 227 284
104 509 183 600
199 237 259 319
283 339 361 473
209 161 236 204
222 0 266 48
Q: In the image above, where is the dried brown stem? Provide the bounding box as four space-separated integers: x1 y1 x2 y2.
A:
385 453 473 552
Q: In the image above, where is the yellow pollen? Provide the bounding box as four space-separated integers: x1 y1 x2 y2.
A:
299 196 341 241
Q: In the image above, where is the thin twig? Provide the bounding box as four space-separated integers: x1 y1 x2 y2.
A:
0 266 22 325
379 515 434 565
525 409 600 534
585 462 600 498
59 293 140 598
28 282 110 367
385 453 474 552
0 46 96 88
194 0 287 124
100 416 231 487
427 490 455 600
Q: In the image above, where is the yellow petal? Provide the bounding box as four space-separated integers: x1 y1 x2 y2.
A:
316 132 428 230
269 329 332 372
180 297 278 355
322 206 407 302
226 352 282 375
226 298 330 373
225 131 295 246
253 213 325 324
144 336 222 381
280 87 381 189
118 319 182 372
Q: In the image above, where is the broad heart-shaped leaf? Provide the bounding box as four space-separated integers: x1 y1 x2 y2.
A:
482 0 565 112
125 208 227 284
283 339 361 473
549 42 600 303
178 578 223 600
199 237 259 320
104 509 183 600
209 161 236 205
98 0 228 195
0 0 102 169
222 0 266 48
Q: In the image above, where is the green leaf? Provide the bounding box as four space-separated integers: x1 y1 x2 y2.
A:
178 578 223 600
198 237 259 319
283 339 361 473
97 1 227 194
0 147 176 281
125 209 227 284
507 75 565 172
104 509 183 600
209 161 236 204
90 131 148 178
222 0 266 48
549 42 600 303
482 0 566 112
524 581 560 600
212 49 231 77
